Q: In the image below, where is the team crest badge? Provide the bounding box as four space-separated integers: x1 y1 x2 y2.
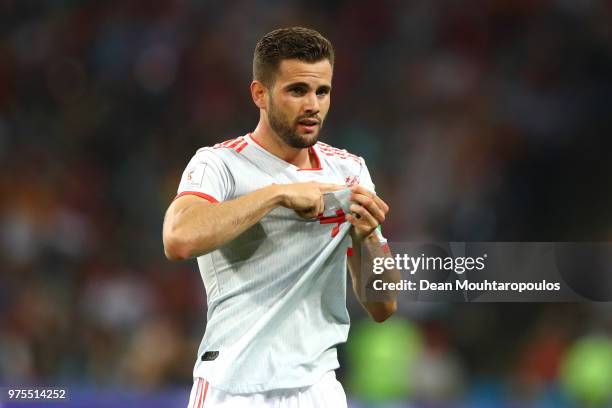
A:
344 175 360 186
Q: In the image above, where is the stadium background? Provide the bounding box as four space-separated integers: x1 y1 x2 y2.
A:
1 1 611 407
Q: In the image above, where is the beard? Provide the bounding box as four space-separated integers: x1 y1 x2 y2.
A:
267 97 322 149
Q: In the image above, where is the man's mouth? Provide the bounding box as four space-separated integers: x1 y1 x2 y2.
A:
297 118 320 132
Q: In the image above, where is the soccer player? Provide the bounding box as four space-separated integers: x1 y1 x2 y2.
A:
163 27 398 408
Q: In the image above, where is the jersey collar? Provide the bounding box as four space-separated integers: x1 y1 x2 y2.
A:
245 133 323 172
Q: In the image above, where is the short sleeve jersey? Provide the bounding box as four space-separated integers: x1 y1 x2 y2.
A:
176 133 380 394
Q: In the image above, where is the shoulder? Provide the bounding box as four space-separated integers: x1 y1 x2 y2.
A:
314 141 366 170
193 135 249 164
210 136 249 153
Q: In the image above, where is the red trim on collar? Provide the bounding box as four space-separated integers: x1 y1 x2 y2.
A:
298 146 322 171
249 132 266 149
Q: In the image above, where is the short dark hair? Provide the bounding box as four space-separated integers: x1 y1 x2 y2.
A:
253 27 334 87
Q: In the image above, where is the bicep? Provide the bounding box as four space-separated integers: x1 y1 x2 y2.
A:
163 195 216 260
165 195 213 226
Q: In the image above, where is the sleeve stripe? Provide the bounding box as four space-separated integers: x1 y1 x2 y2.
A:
174 191 219 203
200 380 209 407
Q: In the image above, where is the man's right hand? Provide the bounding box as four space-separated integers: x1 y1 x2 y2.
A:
276 182 344 219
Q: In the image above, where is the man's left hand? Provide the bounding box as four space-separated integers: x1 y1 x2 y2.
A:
347 185 389 241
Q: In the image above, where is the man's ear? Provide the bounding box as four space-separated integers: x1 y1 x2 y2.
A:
251 80 267 110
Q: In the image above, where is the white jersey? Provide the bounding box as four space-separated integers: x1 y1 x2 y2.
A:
176 133 379 394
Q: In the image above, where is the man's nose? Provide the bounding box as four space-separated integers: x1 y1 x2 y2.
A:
303 92 319 113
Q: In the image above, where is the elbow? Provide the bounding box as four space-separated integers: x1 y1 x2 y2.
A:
370 301 397 323
163 230 214 261
163 233 191 261
164 246 188 262
372 312 393 323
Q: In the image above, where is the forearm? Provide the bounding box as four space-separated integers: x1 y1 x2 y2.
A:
348 232 400 322
163 185 282 260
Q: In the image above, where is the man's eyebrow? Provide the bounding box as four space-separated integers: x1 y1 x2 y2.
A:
283 82 332 91
283 82 310 90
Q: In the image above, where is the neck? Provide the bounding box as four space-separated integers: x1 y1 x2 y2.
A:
251 120 315 169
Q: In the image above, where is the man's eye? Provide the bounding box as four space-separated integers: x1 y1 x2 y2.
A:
316 89 329 96
290 88 306 95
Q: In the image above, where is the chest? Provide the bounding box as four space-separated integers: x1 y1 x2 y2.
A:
228 156 356 198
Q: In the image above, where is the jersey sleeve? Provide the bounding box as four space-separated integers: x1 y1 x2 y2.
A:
358 157 377 193
176 148 233 203
358 158 387 243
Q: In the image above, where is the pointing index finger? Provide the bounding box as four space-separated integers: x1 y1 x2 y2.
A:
318 183 345 193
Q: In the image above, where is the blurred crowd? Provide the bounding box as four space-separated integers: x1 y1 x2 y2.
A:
1 0 612 406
